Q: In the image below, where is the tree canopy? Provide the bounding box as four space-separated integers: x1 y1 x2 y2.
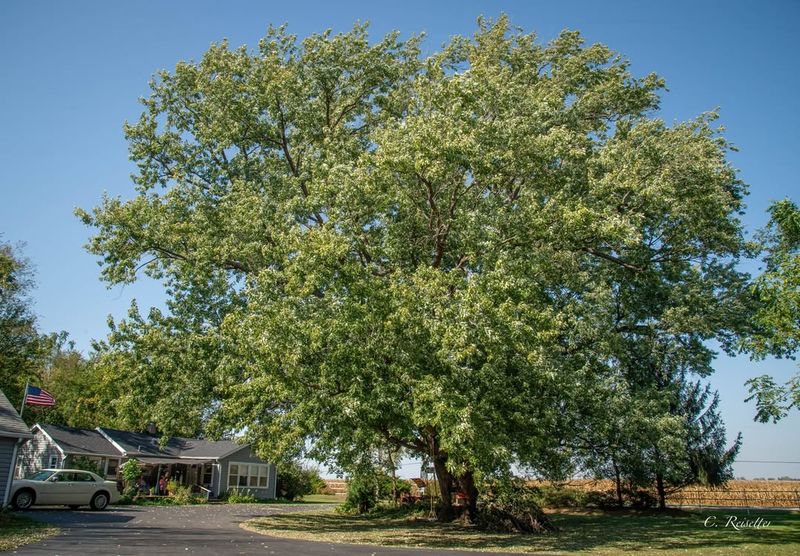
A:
744 199 800 422
0 240 67 411
79 17 749 519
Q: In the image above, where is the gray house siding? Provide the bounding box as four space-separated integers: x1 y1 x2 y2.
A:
217 445 276 499
0 438 17 505
17 429 63 477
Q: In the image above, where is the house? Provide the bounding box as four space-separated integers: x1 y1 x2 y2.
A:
17 424 277 499
0 390 33 508
17 424 124 480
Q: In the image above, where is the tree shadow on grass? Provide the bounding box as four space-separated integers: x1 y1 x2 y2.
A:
248 509 800 553
545 510 800 553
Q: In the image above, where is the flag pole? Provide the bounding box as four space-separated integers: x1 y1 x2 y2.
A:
19 379 29 419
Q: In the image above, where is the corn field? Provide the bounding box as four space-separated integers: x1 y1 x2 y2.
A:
667 480 800 508
531 479 800 509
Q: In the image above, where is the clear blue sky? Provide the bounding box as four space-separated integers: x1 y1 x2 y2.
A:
1 0 798 479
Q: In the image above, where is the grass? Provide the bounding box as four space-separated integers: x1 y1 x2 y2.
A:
224 494 345 505
0 512 59 551
242 506 800 555
298 494 346 504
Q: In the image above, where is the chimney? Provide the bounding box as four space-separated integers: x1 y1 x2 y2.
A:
146 422 158 435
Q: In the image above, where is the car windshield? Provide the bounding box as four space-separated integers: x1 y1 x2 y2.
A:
26 470 55 481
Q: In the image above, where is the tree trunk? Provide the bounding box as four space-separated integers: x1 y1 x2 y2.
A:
459 470 479 523
432 453 455 521
655 472 666 510
612 459 624 508
387 449 398 507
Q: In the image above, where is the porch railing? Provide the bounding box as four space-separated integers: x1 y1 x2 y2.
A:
197 486 211 501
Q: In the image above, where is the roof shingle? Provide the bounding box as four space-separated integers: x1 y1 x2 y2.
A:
0 390 32 439
40 424 120 456
31 423 247 460
98 428 243 459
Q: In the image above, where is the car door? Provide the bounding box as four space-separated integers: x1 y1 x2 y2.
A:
39 471 73 504
71 471 97 504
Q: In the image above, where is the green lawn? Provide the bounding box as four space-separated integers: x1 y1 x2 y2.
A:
298 494 346 504
0 512 59 552
243 507 800 555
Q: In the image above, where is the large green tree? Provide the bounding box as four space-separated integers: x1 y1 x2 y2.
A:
743 199 800 422
79 17 749 520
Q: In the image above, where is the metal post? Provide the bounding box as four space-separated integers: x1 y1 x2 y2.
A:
18 380 29 419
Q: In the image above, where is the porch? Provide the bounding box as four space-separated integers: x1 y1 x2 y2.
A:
137 457 215 498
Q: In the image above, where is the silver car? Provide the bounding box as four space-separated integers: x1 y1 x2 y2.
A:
10 469 120 510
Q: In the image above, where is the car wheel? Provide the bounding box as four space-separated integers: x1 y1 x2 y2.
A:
90 491 109 511
12 489 35 510
68 505 81 510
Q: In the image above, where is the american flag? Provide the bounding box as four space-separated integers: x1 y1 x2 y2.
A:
25 385 56 406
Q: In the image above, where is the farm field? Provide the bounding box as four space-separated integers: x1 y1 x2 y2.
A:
669 481 800 508
528 480 800 508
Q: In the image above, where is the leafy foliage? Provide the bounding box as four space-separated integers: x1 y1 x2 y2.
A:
342 469 412 514
343 473 379 514
68 456 102 476
743 199 800 421
78 16 750 518
477 478 556 533
226 488 259 503
168 483 200 504
120 458 142 487
0 241 66 413
276 461 324 500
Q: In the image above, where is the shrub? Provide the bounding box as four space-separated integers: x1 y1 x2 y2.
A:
478 479 556 534
308 471 328 495
342 474 378 514
536 486 587 508
120 459 142 489
340 471 413 513
629 488 658 509
69 456 102 476
227 488 259 504
277 461 324 500
170 484 194 504
167 479 179 496
583 489 621 509
376 474 412 500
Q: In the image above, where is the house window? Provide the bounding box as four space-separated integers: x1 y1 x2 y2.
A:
106 458 119 477
227 462 269 489
48 455 60 469
202 463 212 486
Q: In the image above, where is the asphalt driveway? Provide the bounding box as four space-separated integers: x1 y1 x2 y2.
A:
12 504 525 555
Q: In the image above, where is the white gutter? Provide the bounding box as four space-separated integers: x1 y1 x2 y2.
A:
95 427 128 457
35 425 66 458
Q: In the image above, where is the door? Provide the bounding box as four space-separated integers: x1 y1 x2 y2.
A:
70 471 98 504
38 471 74 504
